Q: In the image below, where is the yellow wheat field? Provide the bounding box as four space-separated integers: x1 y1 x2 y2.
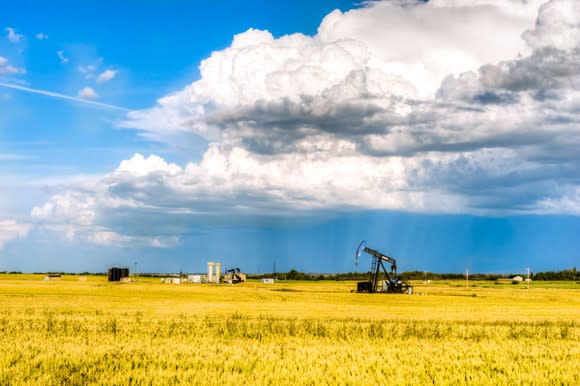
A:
0 275 578 385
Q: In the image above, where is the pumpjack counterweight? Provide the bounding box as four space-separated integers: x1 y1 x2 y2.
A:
355 241 412 294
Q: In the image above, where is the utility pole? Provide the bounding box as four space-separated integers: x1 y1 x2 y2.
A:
134 261 138 278
466 269 469 288
527 267 530 289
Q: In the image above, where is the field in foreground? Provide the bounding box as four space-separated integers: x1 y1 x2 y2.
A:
0 275 578 385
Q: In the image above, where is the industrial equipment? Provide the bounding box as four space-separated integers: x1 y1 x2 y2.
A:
207 261 221 284
108 267 129 282
355 241 412 294
223 267 246 284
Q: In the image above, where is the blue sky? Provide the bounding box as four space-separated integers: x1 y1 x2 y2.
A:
1 0 579 274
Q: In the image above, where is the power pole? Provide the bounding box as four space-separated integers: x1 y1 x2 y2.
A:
134 261 138 278
466 269 469 288
527 267 530 289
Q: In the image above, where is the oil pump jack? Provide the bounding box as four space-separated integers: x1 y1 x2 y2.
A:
355 241 412 294
224 267 246 284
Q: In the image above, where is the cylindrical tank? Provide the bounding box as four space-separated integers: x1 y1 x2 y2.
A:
208 262 214 283
108 267 129 281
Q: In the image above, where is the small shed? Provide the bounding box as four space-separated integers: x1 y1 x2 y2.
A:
44 274 61 281
262 278 275 284
188 275 202 283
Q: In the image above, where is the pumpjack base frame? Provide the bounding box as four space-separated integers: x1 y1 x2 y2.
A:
356 280 412 294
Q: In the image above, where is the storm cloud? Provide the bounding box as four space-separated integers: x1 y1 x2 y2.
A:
35 0 580 246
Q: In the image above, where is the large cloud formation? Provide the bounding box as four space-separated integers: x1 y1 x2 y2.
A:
34 0 580 246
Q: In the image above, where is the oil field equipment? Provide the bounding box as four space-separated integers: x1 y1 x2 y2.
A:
355 241 412 294
108 267 129 282
223 267 246 284
207 261 221 284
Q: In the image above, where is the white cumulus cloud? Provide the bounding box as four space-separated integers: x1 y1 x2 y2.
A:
522 0 580 51
77 86 98 99
121 0 546 145
31 152 461 247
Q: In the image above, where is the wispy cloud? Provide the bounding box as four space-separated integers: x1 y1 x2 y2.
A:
0 56 26 75
0 153 33 161
0 220 30 250
35 32 48 40
0 82 129 111
5 27 23 43
78 60 101 79
96 69 117 83
57 50 69 64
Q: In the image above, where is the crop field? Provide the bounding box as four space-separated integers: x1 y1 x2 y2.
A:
0 275 578 385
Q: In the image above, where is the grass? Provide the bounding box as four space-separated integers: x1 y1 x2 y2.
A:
0 275 578 384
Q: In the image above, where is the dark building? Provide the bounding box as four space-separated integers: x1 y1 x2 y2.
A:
108 267 129 282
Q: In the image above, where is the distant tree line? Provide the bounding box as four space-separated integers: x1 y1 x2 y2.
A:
1 268 577 281
398 271 522 281
532 268 578 281
248 269 369 281
249 268 579 281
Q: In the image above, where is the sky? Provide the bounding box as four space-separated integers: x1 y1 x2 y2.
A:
0 0 579 274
